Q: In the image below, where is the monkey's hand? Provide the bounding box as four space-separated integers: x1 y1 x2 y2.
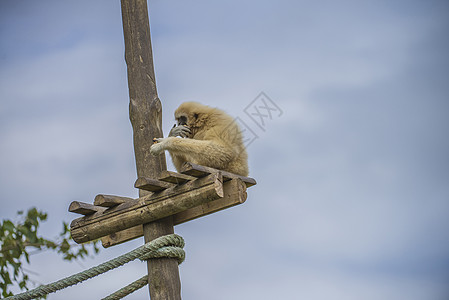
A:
150 138 166 156
169 124 191 138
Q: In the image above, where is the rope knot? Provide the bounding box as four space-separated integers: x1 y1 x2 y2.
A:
139 234 185 264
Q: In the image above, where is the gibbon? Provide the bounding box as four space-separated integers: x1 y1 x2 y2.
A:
150 102 249 176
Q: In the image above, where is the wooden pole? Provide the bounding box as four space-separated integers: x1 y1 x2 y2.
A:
120 0 182 299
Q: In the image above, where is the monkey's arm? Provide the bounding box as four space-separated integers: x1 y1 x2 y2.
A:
151 137 234 169
169 152 188 173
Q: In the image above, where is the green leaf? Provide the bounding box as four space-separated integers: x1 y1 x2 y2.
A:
1 207 101 296
2 220 15 233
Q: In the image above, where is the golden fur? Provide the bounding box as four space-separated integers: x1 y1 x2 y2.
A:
150 102 249 176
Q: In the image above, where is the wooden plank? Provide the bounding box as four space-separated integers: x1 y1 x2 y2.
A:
180 164 211 177
135 177 173 192
70 173 223 244
94 195 134 207
181 162 257 187
158 170 195 184
173 177 247 224
69 201 106 215
102 225 143 248
101 226 142 248
101 178 247 248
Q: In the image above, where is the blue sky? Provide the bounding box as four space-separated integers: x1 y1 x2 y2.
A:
1 0 448 299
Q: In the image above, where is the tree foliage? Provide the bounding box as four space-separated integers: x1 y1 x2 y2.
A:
0 208 100 298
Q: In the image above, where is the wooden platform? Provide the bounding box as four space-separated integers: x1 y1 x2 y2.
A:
69 163 256 247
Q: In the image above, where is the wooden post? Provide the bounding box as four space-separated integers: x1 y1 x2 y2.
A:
120 0 181 298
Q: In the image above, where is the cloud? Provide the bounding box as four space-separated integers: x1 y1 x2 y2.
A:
1 0 448 299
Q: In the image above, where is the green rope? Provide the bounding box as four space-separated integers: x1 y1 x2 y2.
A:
101 275 148 300
6 234 185 300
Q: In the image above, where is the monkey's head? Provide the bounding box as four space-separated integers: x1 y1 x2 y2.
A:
174 102 217 136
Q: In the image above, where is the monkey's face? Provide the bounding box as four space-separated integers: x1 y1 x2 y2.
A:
175 113 197 138
175 106 202 127
175 102 212 137
176 115 188 126
176 114 200 126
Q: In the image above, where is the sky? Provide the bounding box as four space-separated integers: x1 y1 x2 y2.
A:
1 0 449 299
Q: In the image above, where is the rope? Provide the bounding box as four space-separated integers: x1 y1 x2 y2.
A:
6 234 185 300
101 275 148 300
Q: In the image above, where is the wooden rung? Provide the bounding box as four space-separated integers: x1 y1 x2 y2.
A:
94 195 134 207
237 177 257 188
158 170 195 184
69 201 105 215
134 177 173 192
181 163 211 177
181 162 257 187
